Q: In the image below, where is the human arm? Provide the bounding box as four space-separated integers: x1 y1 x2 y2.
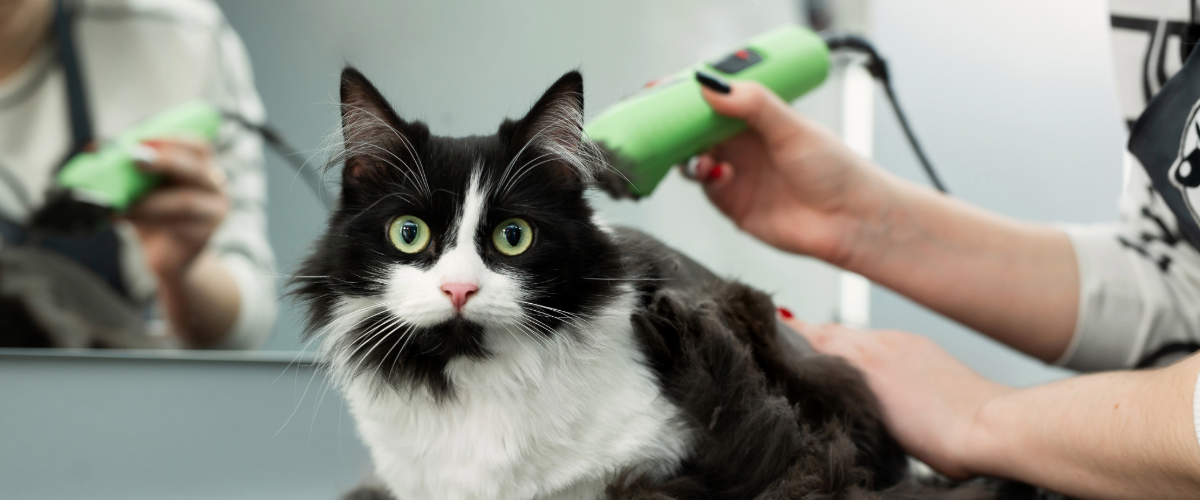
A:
120 8 276 349
195 11 279 349
790 320 1200 500
155 253 240 347
133 134 277 350
689 79 1078 362
123 138 238 347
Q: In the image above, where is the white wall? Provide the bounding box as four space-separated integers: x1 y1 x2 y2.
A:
868 0 1125 386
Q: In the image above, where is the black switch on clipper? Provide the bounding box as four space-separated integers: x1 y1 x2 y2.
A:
711 48 763 74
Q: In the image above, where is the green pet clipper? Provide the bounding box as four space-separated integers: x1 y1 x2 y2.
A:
34 100 223 230
585 26 831 196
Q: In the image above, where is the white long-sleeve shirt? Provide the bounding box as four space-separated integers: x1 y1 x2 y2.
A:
0 0 276 348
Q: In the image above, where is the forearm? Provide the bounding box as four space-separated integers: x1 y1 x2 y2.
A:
157 251 240 348
967 354 1200 499
694 81 1078 360
840 171 1078 361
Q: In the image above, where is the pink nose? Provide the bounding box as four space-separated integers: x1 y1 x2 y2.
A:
440 283 479 309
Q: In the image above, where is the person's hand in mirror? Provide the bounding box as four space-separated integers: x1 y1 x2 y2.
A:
124 138 240 347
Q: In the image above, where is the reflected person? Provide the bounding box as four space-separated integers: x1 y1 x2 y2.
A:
0 0 275 348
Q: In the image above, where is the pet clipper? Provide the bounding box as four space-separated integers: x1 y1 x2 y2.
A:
585 26 830 196
33 100 223 230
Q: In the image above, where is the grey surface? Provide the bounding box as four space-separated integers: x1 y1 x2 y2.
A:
0 353 370 500
868 0 1124 386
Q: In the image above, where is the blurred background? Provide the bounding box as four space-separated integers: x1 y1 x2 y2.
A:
1 0 1128 498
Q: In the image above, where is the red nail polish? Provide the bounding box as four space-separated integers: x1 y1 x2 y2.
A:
776 307 794 319
708 164 725 181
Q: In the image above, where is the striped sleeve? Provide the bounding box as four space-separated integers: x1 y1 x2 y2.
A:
201 10 277 349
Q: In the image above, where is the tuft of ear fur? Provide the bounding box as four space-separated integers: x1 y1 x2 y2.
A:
338 67 425 190
507 71 605 184
518 71 584 152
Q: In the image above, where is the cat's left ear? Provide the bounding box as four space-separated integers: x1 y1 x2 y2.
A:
508 71 598 181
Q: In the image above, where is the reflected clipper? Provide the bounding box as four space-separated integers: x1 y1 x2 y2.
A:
33 101 223 231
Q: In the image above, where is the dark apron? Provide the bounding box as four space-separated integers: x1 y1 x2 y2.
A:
0 0 127 297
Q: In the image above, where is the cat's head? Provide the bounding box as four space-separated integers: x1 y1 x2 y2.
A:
295 68 627 397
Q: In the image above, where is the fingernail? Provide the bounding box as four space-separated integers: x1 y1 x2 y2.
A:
684 156 701 180
695 71 731 94
777 307 794 319
708 163 726 182
130 144 159 165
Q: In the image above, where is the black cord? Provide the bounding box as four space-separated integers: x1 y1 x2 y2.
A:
222 113 335 208
823 33 949 194
1187 0 1200 61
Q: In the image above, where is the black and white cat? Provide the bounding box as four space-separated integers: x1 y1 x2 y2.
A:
295 68 1034 500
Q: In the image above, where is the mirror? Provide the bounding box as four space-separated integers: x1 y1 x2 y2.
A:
0 0 842 357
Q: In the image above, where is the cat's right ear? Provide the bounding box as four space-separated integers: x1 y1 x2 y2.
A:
339 67 412 187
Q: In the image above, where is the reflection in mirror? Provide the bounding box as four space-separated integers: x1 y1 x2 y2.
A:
1 248 166 349
0 0 283 352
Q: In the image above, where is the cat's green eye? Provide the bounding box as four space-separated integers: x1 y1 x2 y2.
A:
492 218 533 256
388 215 430 254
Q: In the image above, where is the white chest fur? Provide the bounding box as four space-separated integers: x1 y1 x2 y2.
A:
342 295 691 500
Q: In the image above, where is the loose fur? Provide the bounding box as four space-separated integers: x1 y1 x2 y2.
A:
296 67 1042 500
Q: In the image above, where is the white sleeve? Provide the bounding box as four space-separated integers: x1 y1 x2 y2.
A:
1058 153 1200 371
201 14 277 350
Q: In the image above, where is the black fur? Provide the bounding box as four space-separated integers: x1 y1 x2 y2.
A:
341 481 395 500
299 68 1043 499
0 295 53 348
602 230 1049 499
604 228 907 499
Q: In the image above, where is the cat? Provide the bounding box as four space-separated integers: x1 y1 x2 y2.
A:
294 67 1043 500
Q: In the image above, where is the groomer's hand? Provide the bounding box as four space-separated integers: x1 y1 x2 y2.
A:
781 318 1012 479
124 138 228 282
688 75 888 266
